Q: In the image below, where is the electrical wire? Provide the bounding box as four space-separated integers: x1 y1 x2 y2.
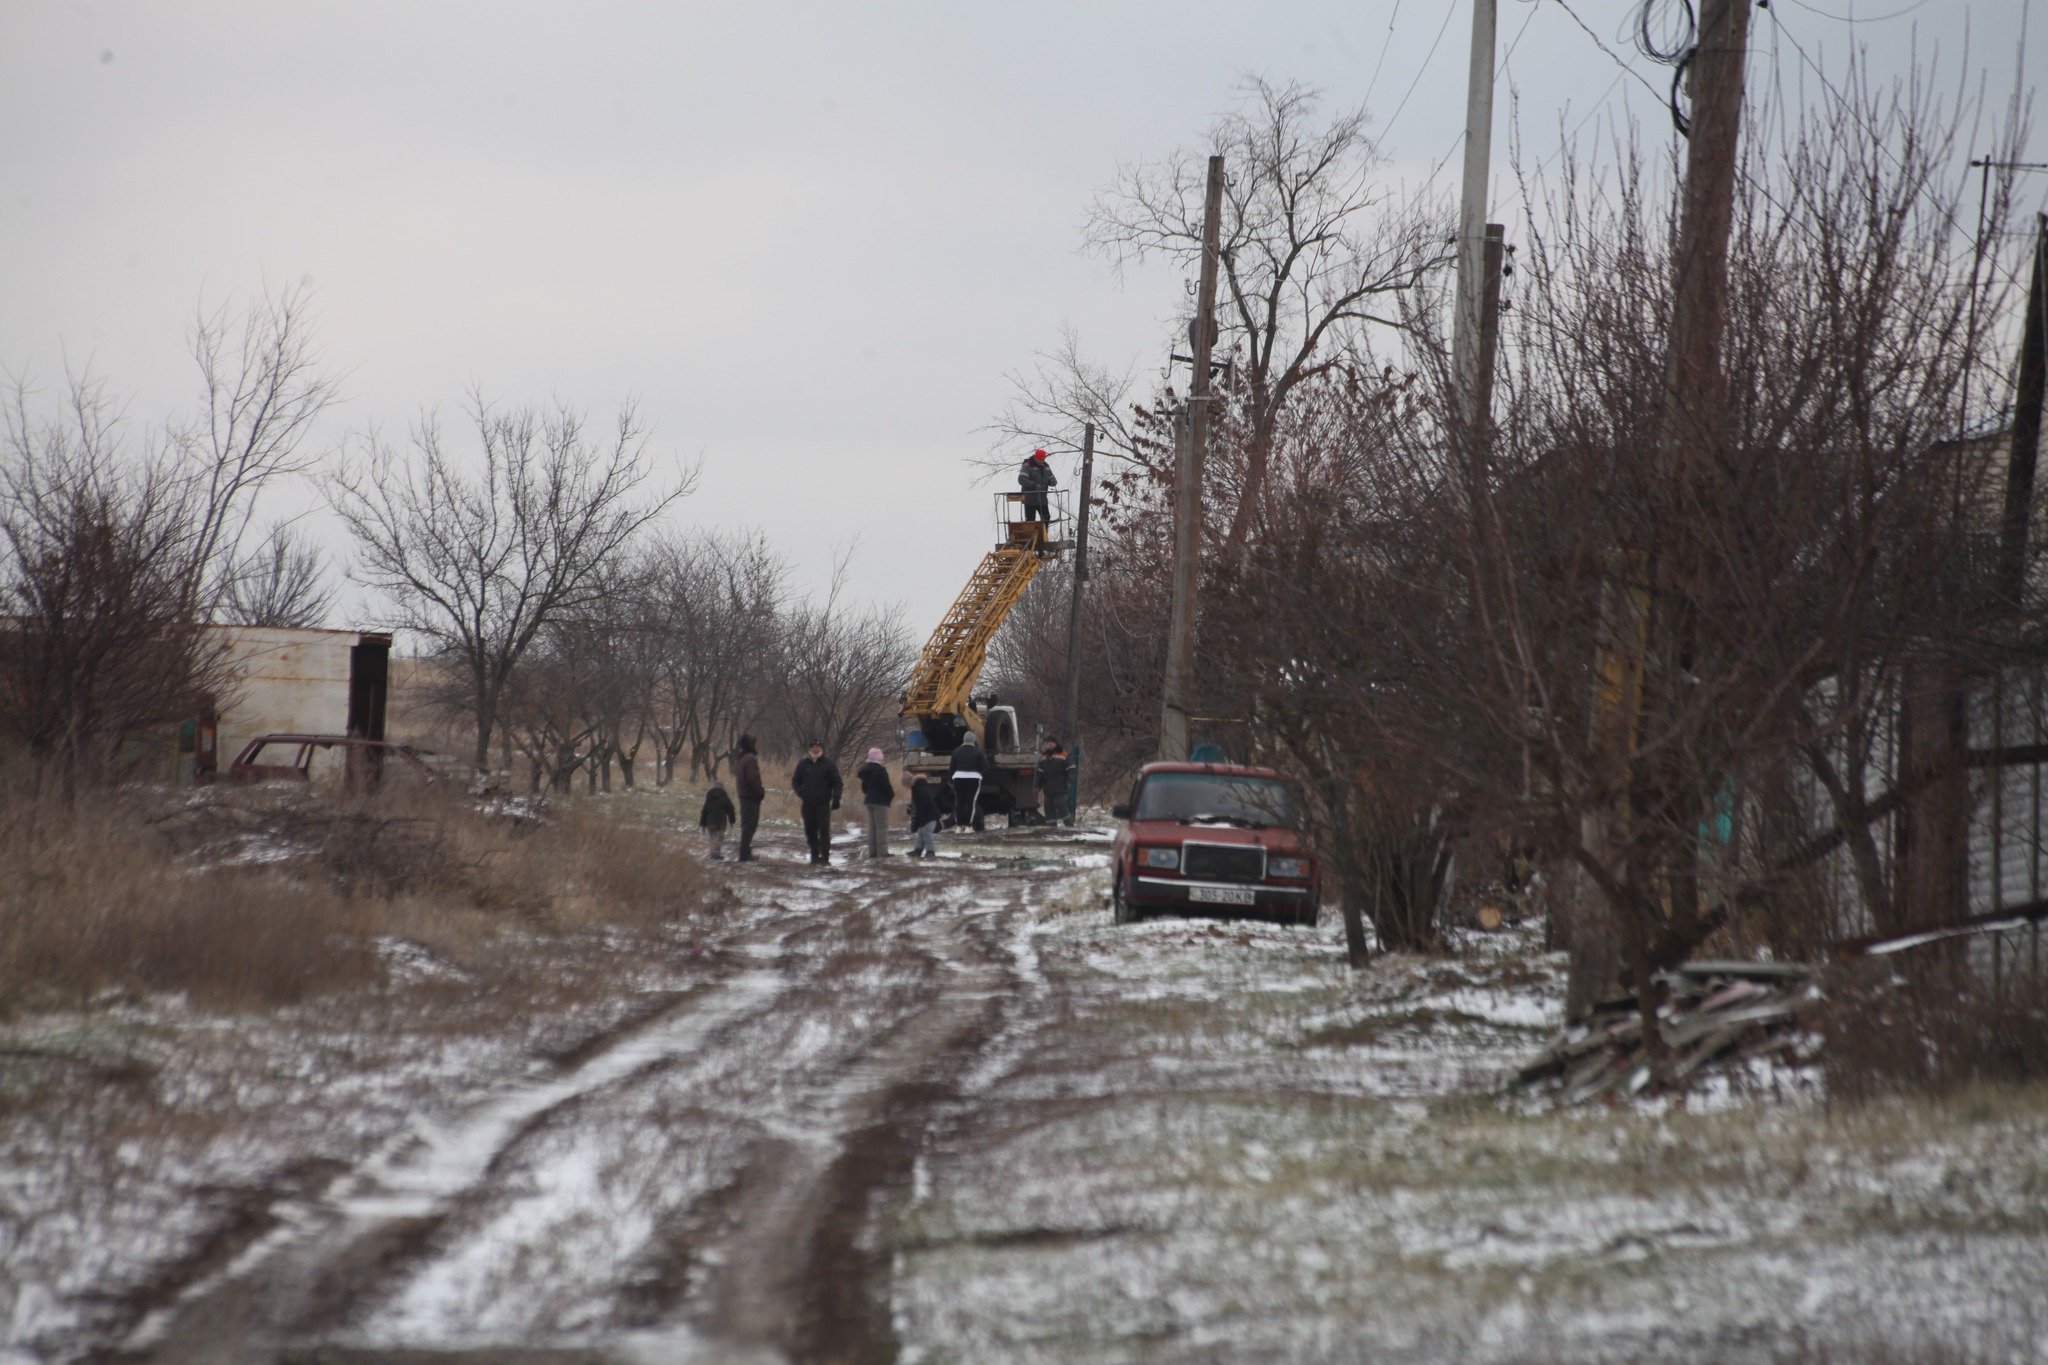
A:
1550 0 1668 105
1379 1 1461 144
1359 0 1404 119
1761 2 2034 296
1421 0 1547 189
1777 0 1935 22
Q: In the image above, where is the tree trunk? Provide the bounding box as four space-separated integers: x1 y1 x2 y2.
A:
1896 654 1971 934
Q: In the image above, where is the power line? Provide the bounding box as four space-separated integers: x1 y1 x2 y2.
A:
1551 0 1668 105
1360 0 1405 117
1380 1 1461 142
1778 0 1935 22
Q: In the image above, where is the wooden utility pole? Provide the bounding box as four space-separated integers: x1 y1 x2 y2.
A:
1451 0 1498 453
2000 215 2048 604
1572 0 1753 1024
1662 0 1753 467
1474 223 1507 450
1159 154 1225 762
1062 422 1096 744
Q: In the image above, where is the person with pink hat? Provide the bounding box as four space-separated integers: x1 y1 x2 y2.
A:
854 745 897 858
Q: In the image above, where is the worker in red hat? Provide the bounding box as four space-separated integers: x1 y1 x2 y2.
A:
1018 447 1057 523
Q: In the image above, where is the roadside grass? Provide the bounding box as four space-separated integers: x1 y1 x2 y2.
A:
0 774 710 1017
0 770 732 1356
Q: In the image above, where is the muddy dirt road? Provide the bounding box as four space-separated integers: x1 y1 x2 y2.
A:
58 813 2048 1364
109 820 1071 1365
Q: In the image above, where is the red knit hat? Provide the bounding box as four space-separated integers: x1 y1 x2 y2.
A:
1031 448 1047 460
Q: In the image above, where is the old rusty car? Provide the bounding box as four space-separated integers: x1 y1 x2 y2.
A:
226 734 439 788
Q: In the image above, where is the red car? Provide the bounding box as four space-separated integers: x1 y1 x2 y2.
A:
1110 762 1321 926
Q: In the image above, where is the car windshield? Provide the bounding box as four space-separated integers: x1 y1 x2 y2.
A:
1134 772 1304 829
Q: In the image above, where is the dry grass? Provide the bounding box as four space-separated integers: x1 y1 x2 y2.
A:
1823 955 2048 1104
0 767 708 1016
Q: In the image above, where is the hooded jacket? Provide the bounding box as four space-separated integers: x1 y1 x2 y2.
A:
948 737 990 778
734 734 765 802
792 751 843 805
699 785 737 830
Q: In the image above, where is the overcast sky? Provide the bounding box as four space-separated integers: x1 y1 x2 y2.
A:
3 1 2040 632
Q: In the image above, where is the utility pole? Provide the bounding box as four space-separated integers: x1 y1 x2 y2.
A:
1573 0 1753 1025
1474 223 1507 451
1159 154 1225 762
1062 422 1096 744
1662 0 1753 467
1450 0 1498 462
2000 214 2048 605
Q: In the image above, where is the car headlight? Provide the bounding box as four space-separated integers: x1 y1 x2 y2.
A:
1140 846 1181 870
1268 856 1305 879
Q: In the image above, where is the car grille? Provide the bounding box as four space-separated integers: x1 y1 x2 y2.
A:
1181 842 1265 883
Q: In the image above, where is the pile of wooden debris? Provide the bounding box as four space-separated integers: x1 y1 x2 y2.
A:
1516 961 1822 1101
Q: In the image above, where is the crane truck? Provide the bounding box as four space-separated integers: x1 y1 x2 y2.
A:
898 488 1072 825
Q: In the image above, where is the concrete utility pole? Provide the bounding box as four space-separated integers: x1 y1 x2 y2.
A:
1450 0 1498 454
1159 154 1225 762
1062 422 1096 745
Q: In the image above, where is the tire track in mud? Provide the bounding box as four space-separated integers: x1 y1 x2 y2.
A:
687 892 1023 1363
109 962 793 1365
109 832 1048 1365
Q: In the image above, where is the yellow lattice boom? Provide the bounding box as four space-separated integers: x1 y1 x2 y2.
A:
902 516 1051 723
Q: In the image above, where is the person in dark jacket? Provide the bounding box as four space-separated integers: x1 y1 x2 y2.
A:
698 782 737 860
907 772 941 857
1035 737 1072 826
854 746 896 858
948 732 989 831
792 740 843 864
733 734 766 861
1018 448 1057 523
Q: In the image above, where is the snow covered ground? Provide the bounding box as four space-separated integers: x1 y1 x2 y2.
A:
2 807 2045 1363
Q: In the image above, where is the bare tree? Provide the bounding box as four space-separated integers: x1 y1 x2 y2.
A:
172 284 340 607
330 392 693 773
221 521 333 628
0 374 227 784
642 530 786 784
1078 77 1441 542
1200 68 2028 1034
772 550 915 769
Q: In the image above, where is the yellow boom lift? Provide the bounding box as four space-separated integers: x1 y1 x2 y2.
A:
899 489 1071 822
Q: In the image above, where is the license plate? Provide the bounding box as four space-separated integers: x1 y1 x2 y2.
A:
1188 884 1256 906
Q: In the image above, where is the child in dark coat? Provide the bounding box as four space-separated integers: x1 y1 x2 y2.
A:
908 774 941 858
699 782 737 861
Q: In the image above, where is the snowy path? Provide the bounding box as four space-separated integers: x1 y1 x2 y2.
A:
111 822 1054 1365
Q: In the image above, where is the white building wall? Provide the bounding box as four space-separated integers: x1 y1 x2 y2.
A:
212 626 360 778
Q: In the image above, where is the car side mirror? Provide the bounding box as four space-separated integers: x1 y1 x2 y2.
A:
1110 803 1133 820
